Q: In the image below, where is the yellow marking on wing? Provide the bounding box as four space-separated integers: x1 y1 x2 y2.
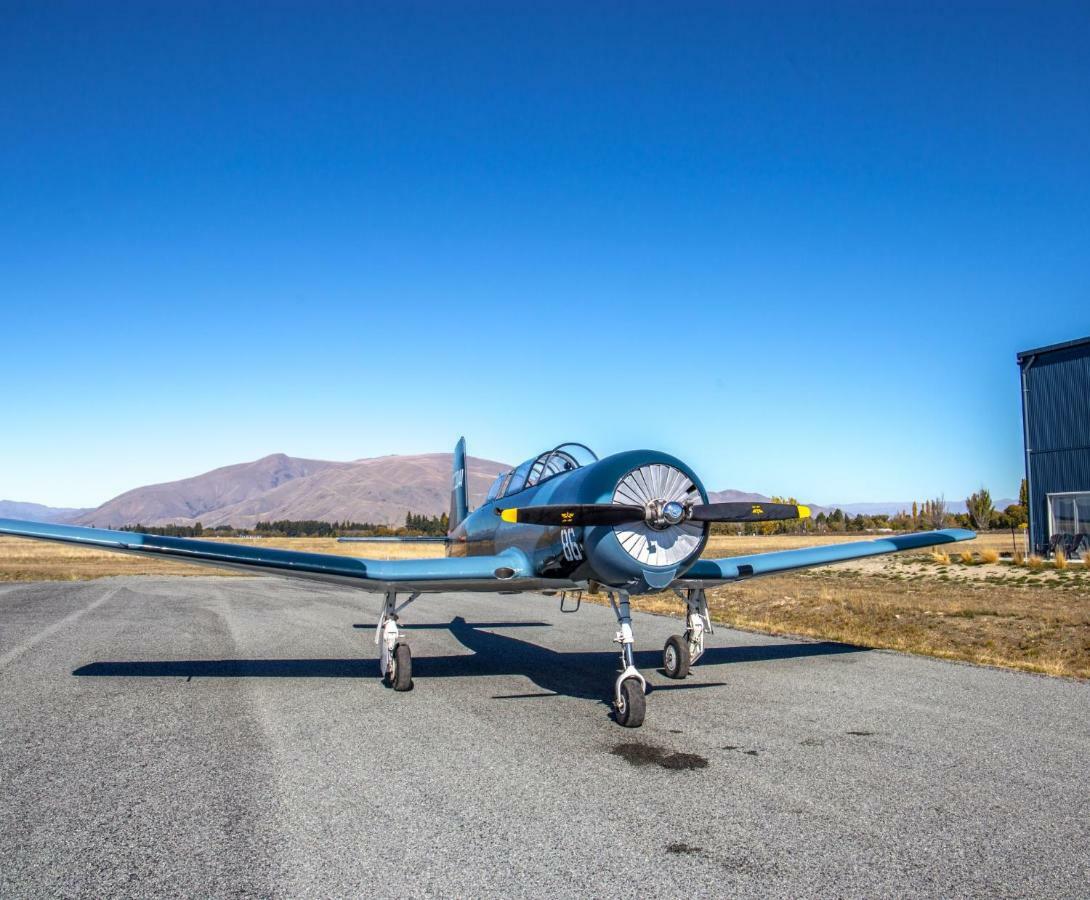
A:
797 505 811 519
500 509 518 523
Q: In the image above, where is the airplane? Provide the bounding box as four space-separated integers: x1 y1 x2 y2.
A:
0 438 974 727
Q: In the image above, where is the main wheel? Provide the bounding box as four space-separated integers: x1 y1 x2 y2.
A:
615 678 646 728
663 634 691 679
390 643 413 692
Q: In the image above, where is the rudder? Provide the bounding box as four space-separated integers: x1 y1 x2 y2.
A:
449 437 468 530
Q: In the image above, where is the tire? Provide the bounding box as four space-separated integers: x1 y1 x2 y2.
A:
663 634 691 679
615 678 646 728
391 643 413 692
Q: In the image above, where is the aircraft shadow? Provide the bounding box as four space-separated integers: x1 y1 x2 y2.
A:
72 617 866 706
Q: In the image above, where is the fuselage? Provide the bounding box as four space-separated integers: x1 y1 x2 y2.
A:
448 448 709 594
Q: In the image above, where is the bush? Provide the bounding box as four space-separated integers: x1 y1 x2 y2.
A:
1054 549 1068 571
959 551 975 565
1012 549 1024 565
980 548 999 564
1027 555 1044 571
930 550 950 565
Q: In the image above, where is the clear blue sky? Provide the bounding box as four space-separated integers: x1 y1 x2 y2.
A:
2 2 1088 508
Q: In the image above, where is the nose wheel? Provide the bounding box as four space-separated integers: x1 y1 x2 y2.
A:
615 676 646 727
608 590 648 727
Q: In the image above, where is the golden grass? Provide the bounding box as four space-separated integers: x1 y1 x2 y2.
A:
1012 549 1025 566
1054 549 1068 571
1027 555 1044 571
980 548 999 564
930 550 950 565
958 551 975 565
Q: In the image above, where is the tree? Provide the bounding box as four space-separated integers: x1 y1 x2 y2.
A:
922 496 947 530
1019 478 1028 512
965 487 994 532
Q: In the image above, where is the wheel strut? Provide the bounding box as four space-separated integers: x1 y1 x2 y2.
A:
376 590 419 691
609 590 647 727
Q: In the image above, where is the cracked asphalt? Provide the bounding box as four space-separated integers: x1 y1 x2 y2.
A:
1 576 1087 898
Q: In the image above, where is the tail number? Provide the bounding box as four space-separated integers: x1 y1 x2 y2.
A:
560 527 583 562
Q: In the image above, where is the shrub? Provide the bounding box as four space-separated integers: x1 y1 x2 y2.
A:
1027 555 1044 571
959 551 975 565
980 548 999 564
930 550 950 565
1054 549 1068 571
1012 549 1024 566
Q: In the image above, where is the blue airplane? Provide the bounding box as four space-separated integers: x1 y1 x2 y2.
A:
0 438 973 727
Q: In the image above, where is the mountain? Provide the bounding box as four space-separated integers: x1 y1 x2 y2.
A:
74 452 508 528
0 500 91 523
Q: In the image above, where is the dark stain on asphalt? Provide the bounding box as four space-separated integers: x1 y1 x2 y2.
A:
846 730 875 736
722 745 760 756
668 729 683 734
666 842 702 855
611 742 708 770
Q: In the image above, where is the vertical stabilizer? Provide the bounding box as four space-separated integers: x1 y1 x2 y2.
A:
449 437 468 530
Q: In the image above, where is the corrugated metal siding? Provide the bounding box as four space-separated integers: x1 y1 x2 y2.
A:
1022 342 1090 553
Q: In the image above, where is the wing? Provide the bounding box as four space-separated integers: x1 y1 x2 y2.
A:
678 528 975 585
0 518 569 593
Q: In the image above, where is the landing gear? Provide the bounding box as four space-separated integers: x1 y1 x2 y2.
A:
663 587 711 680
609 589 647 727
376 590 419 692
663 634 690 679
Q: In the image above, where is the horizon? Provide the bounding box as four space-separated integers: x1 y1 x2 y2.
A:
3 4 1087 507
0 446 1021 513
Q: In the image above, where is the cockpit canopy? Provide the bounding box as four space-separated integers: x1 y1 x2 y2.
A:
485 442 598 502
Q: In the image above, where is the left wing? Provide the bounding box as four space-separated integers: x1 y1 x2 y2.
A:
0 519 570 593
678 528 975 585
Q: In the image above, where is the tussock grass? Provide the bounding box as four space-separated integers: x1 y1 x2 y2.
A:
980 548 999 564
930 550 951 565
1054 549 1068 571
1027 555 1044 571
1012 549 1025 566
958 551 975 565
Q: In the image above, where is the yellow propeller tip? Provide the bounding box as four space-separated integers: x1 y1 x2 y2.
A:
499 509 518 523
797 505 811 519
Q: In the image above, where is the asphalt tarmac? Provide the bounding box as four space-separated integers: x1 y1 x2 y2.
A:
1 576 1087 898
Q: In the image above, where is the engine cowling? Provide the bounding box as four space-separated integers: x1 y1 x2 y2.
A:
581 452 709 592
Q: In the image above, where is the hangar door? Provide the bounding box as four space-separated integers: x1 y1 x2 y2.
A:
1047 492 1090 556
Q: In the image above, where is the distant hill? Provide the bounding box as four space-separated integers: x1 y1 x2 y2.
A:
0 500 90 523
22 451 1013 529
73 452 508 528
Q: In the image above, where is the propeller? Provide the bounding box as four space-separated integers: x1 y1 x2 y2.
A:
497 501 810 527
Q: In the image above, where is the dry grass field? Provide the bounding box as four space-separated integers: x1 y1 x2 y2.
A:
2 531 1086 679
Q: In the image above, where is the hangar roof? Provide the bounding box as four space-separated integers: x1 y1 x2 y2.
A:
1017 335 1090 365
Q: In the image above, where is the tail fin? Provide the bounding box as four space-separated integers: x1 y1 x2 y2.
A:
449 437 468 530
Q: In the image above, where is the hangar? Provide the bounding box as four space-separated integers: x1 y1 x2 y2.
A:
1018 335 1090 558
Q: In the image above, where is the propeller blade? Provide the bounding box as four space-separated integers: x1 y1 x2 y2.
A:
496 504 645 527
688 502 811 523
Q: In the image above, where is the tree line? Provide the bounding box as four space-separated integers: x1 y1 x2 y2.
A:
120 512 449 538
711 480 1029 536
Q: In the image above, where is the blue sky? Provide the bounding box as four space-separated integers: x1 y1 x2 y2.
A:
2 2 1088 508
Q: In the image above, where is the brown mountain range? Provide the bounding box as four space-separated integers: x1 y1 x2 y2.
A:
72 453 508 528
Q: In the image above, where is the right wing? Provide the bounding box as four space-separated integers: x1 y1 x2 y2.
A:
679 528 975 584
0 518 572 593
